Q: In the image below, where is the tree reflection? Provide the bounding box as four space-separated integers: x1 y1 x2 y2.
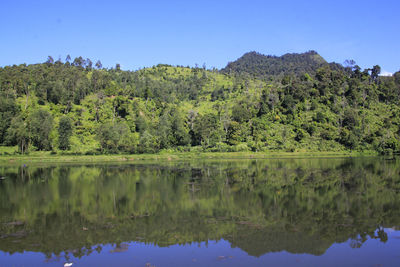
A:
0 157 400 258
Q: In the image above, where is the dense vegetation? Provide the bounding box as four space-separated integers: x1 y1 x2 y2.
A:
0 52 399 155
222 50 342 76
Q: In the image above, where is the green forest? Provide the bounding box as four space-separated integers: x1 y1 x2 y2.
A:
1 51 400 155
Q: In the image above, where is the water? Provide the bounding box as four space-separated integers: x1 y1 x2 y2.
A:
1 157 400 266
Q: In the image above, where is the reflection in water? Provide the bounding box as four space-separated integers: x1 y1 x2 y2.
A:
0 157 400 264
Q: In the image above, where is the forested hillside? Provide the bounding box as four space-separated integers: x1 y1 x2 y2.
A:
0 52 399 155
222 50 331 77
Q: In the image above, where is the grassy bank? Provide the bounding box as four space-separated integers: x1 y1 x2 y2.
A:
0 149 378 165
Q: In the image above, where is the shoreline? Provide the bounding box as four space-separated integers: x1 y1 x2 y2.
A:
0 151 379 165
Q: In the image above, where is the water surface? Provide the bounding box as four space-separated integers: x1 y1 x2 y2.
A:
1 157 400 266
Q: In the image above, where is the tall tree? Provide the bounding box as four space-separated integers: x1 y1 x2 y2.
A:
58 116 73 150
29 109 54 150
6 116 29 154
0 95 18 144
371 65 381 82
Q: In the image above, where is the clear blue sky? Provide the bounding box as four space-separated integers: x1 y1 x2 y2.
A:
1 0 399 74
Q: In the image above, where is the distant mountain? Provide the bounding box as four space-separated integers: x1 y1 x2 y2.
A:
221 50 339 77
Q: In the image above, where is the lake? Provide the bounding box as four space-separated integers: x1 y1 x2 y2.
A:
1 157 400 266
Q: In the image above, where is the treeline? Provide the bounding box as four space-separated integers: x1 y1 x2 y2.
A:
0 52 400 154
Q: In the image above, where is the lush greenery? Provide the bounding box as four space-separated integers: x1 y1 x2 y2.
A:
222 50 342 76
0 158 399 258
1 52 399 155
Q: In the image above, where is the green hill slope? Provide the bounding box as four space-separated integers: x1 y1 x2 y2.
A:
0 53 399 155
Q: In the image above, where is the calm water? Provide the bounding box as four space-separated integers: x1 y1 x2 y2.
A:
1 157 400 267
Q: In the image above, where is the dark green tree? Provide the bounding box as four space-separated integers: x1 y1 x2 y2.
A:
95 60 103 69
0 95 18 144
58 116 73 150
192 113 221 147
6 116 30 153
371 65 381 82
97 122 139 153
29 109 54 150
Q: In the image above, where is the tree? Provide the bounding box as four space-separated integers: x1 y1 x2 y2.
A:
86 58 93 70
6 116 29 153
232 99 256 123
394 71 400 85
97 122 122 152
192 113 221 147
268 92 279 111
46 56 54 64
29 109 54 150
95 60 103 69
72 56 84 68
171 108 190 146
157 112 172 149
138 130 159 153
344 59 356 70
371 65 381 82
97 122 139 153
342 108 358 130
226 121 243 145
0 95 18 144
257 89 270 117
58 116 73 150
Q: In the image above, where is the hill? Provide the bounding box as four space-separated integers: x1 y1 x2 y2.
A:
221 50 342 77
0 53 399 155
